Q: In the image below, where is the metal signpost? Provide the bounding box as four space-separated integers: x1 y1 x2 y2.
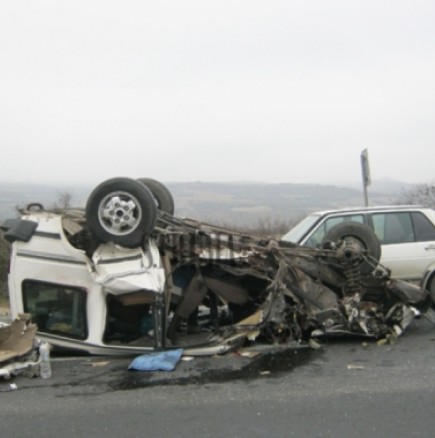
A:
360 149 370 206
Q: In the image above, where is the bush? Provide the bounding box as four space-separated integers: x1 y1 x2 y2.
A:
394 183 435 209
0 234 10 299
215 216 299 239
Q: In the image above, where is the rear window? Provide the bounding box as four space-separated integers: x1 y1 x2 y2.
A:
412 212 435 242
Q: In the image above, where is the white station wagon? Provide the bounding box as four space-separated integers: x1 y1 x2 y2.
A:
282 205 435 285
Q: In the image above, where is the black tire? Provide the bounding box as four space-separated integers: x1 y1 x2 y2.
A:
427 275 435 308
322 222 381 274
85 177 157 248
26 203 44 211
137 178 175 215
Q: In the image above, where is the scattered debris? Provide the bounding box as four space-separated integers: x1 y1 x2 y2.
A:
91 361 110 367
0 382 18 392
347 364 365 370
308 339 322 350
237 350 262 358
377 333 399 346
0 314 40 380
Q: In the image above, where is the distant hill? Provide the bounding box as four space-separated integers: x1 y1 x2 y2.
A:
165 181 401 226
342 178 414 195
0 179 411 227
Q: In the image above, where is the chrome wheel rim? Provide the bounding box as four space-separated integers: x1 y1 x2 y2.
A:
98 191 142 236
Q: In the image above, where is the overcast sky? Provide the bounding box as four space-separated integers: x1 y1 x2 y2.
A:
1 1 434 187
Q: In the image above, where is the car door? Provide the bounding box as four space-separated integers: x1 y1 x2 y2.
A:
370 211 435 282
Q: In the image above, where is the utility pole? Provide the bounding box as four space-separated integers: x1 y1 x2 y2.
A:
360 149 371 206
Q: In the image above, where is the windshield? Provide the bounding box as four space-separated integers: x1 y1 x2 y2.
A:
281 214 322 244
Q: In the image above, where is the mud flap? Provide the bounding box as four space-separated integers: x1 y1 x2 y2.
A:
0 219 38 243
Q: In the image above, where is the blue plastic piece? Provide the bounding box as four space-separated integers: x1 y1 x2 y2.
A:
128 349 184 371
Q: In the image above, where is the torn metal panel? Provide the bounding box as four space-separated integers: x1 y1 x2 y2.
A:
387 279 429 306
1 314 40 379
91 242 165 295
0 314 37 363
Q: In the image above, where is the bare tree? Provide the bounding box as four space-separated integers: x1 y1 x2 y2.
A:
215 216 300 238
52 190 74 209
394 183 435 209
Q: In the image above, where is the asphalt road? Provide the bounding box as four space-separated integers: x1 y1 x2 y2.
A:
1 317 435 438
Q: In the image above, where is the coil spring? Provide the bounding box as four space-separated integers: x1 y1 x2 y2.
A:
343 262 363 295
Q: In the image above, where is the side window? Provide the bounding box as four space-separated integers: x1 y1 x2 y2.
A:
22 280 88 339
372 212 415 244
305 222 328 247
371 214 386 242
306 215 364 247
411 212 435 242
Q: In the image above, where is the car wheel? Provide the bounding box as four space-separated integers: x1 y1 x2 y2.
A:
26 203 44 211
137 178 175 215
85 177 157 248
322 222 381 275
427 276 435 308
